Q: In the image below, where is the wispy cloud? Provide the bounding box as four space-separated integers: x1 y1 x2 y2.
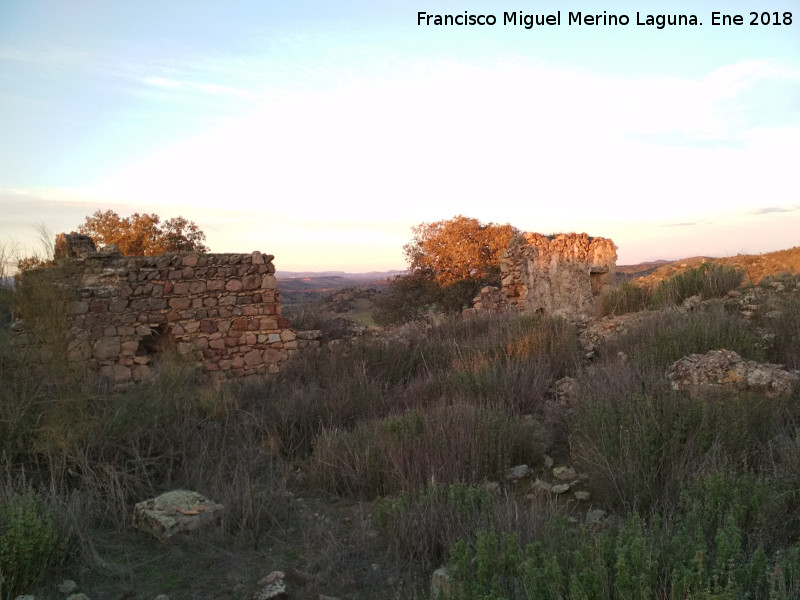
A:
748 205 800 215
662 222 698 228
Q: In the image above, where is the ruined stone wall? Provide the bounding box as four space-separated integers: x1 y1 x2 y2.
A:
14 235 318 386
500 232 617 320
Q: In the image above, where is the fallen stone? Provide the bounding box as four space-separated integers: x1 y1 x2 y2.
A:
681 295 702 311
58 580 78 594
431 567 453 600
253 571 288 600
551 483 570 494
552 466 577 481
586 508 607 528
133 490 224 540
574 491 591 502
533 478 553 493
505 464 531 481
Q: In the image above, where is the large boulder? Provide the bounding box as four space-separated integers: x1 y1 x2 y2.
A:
132 490 224 539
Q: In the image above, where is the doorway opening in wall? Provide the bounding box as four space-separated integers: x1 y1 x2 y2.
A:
590 271 606 296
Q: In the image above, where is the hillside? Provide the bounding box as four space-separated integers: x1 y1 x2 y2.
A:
277 271 398 310
621 246 800 287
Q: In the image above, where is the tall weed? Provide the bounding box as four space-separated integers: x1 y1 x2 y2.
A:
308 403 543 498
602 303 764 368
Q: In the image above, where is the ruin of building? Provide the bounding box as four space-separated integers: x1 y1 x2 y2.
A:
12 233 319 386
467 232 617 320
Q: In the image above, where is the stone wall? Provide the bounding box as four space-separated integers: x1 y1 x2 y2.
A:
499 232 617 320
14 233 319 386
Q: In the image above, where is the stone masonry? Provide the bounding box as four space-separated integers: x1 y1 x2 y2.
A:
498 232 617 320
13 233 319 386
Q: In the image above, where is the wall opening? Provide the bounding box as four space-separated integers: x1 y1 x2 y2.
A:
137 324 174 358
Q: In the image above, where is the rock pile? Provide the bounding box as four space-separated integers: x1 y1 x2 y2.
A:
462 285 510 317
668 349 798 398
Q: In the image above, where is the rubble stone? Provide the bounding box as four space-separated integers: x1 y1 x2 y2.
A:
668 349 798 398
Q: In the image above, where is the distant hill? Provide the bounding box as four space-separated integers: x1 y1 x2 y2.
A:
277 270 404 280
623 246 800 286
276 270 402 311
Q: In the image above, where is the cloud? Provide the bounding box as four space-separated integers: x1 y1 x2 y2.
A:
748 205 799 215
661 222 698 228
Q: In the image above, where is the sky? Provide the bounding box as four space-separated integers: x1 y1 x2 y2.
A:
1 0 799 272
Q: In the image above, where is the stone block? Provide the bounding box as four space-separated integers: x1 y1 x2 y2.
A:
264 348 286 363
94 337 121 360
173 282 190 295
182 254 200 267
244 349 262 366
225 279 243 292
169 297 191 310
68 301 89 315
261 274 277 289
280 330 296 342
120 340 139 356
149 298 168 310
132 364 151 381
67 339 91 362
132 490 224 540
189 281 206 294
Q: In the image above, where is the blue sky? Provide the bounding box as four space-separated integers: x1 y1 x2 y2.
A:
1 0 798 271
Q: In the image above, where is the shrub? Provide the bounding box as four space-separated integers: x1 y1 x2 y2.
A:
651 263 744 307
601 303 764 368
0 489 68 599
445 484 800 600
570 362 791 514
600 281 653 316
762 294 800 369
374 482 495 570
308 403 543 498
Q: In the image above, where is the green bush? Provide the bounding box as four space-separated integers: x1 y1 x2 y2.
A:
600 281 653 316
761 294 800 369
571 362 790 514
651 263 744 307
375 482 495 570
0 490 67 599
602 303 764 368
445 490 800 600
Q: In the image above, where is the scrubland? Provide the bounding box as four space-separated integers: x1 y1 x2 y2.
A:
1 262 800 599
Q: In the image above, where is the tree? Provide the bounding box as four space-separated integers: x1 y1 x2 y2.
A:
77 210 208 256
403 215 519 285
374 216 520 324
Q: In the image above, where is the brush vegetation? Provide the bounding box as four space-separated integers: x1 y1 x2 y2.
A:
1 246 799 599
